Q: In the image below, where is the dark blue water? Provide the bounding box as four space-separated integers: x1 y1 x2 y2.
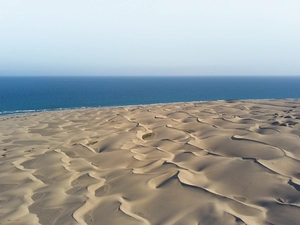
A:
0 76 299 115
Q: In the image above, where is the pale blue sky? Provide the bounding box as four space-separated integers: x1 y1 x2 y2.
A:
0 0 300 76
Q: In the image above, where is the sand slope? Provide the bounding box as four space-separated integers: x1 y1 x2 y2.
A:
1 99 300 225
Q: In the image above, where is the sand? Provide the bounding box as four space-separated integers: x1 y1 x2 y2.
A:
1 99 300 225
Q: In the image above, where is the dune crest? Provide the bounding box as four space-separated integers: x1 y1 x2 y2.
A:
1 99 300 224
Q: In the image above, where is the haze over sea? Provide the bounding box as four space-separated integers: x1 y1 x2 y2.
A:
1 76 300 116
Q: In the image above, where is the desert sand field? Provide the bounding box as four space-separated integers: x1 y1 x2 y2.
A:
1 99 300 225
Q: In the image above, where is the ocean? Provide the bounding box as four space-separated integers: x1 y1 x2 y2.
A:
0 76 300 116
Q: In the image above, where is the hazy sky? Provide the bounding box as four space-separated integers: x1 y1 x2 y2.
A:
1 0 300 76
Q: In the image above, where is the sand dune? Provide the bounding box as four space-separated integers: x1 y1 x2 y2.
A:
1 99 300 225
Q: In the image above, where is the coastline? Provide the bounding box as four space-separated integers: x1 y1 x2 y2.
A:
2 76 300 117
1 99 300 224
1 97 299 117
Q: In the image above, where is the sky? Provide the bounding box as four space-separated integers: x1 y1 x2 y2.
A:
0 0 300 76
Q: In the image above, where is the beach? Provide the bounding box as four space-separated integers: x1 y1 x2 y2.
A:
1 99 300 225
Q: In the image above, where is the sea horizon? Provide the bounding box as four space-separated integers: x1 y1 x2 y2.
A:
1 75 300 116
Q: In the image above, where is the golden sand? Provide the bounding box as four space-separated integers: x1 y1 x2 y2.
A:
1 99 300 225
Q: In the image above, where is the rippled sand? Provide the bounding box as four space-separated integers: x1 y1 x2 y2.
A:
1 99 300 225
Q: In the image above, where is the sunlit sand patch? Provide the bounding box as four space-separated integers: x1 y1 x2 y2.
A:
0 99 300 224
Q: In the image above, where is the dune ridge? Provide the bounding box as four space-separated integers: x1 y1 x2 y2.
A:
1 99 300 225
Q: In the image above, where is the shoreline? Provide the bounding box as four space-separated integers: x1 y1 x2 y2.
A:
1 97 300 117
2 76 300 117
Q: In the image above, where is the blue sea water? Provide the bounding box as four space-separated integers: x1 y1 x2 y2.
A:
0 76 300 116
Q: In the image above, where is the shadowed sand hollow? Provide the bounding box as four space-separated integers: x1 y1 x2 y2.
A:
1 99 300 224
